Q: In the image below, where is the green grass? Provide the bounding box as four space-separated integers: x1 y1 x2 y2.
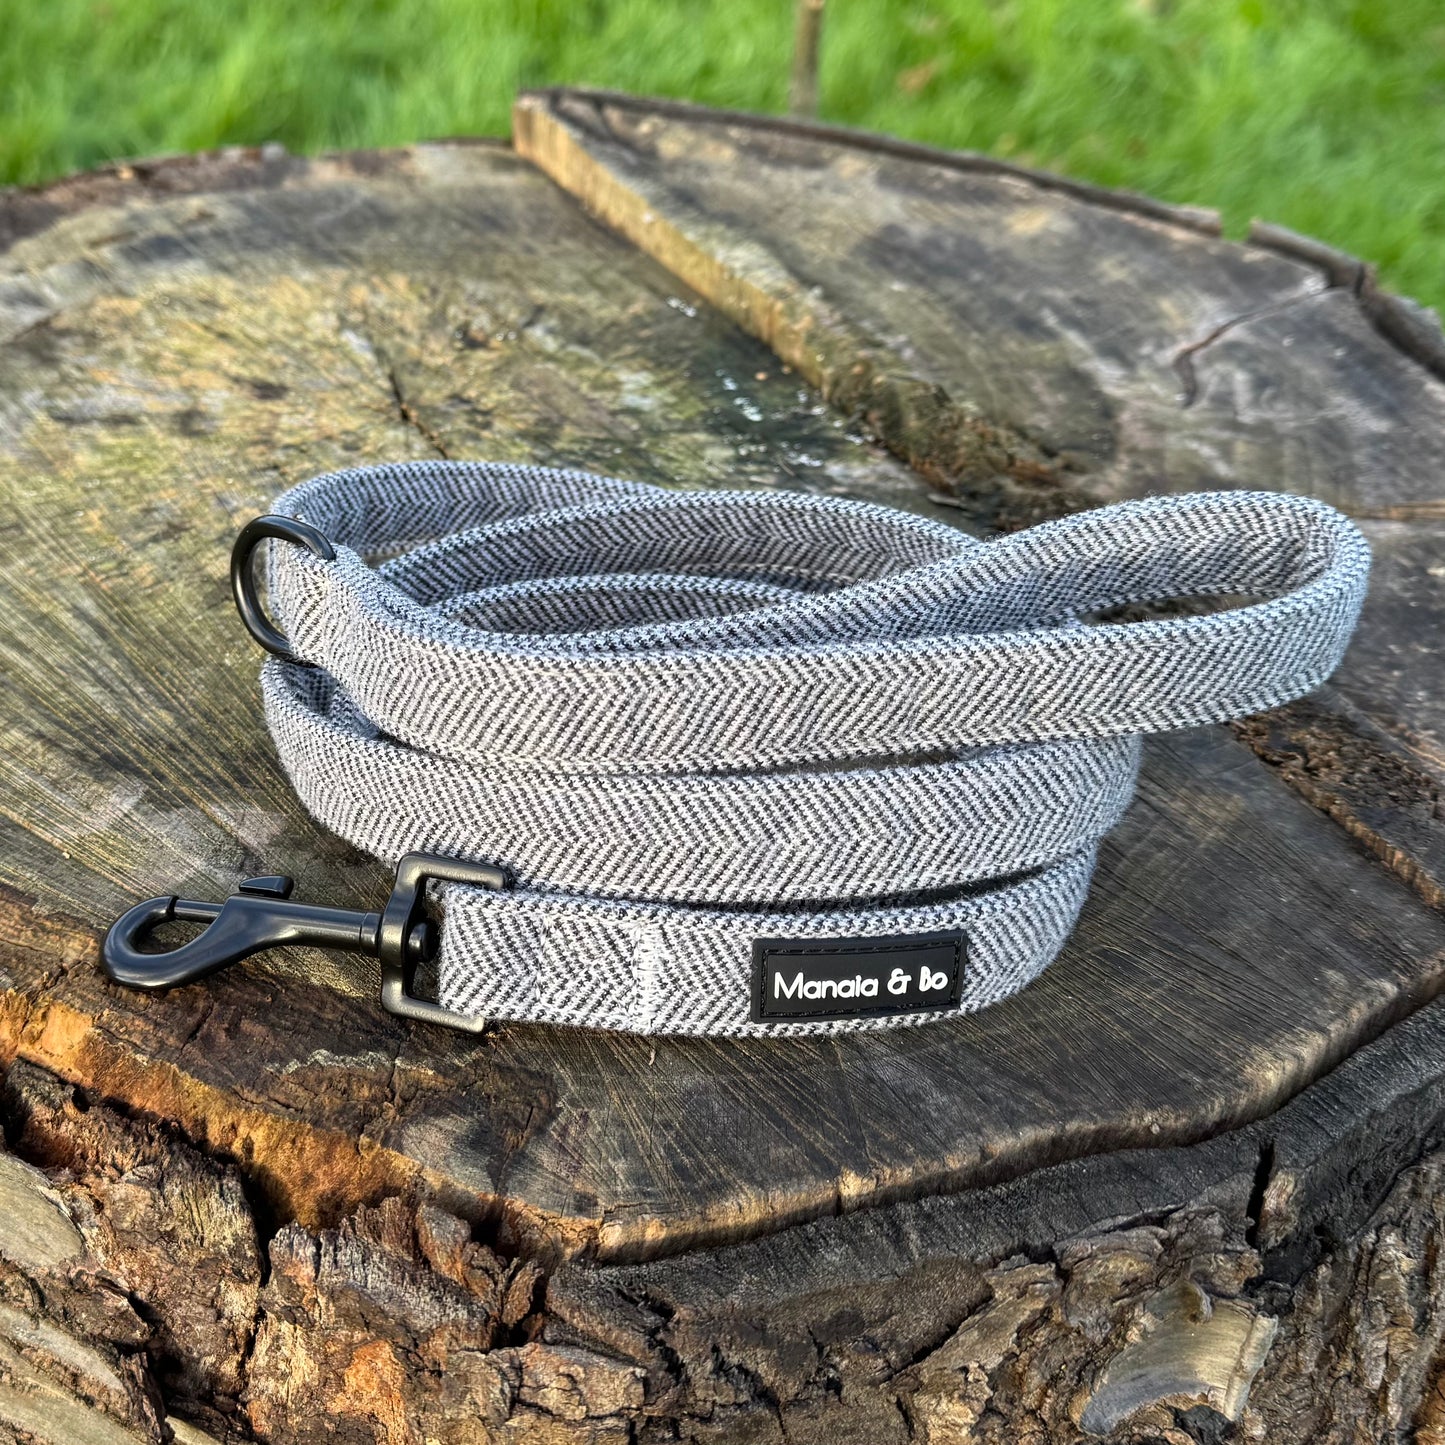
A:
3 0 1443 311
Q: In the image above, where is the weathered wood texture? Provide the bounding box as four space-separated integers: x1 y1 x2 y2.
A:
514 87 1445 914
0 93 1443 1440
3 134 1445 1278
6 1000 1445 1441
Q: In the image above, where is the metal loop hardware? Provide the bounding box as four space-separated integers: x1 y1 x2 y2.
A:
102 852 510 1032
230 514 336 663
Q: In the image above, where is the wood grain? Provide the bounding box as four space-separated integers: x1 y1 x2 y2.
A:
7 990 1445 1441
0 124 1443 1273
540 993 1445 1442
514 87 1445 914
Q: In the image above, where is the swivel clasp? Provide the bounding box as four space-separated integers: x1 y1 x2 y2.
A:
102 852 508 1031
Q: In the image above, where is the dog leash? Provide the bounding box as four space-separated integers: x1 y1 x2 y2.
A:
104 462 1369 1035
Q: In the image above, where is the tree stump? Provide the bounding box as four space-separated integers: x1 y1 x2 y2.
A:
1 91 1443 1442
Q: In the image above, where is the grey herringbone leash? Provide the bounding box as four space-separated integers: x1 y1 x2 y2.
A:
176 459 1372 1037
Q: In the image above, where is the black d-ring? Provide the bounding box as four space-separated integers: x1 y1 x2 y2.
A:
231 515 336 662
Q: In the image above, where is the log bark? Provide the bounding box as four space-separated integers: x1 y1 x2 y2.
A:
0 95 1441 1439
7 1007 1445 1440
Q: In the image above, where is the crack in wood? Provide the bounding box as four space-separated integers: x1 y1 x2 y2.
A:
1233 702 1445 914
1171 287 1328 408
379 356 451 460
1244 1139 1276 1250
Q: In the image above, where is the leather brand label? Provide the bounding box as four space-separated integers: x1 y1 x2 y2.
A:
751 932 966 1023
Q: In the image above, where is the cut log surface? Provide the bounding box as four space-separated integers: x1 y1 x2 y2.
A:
515 89 1445 913
0 96 1443 1441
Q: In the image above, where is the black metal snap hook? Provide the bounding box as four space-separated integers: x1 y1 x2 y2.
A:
230 514 335 663
102 852 510 1032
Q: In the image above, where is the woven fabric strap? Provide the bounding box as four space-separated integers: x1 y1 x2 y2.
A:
258 461 1369 1036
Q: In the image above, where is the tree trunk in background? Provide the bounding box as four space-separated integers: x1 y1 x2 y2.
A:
790 0 825 117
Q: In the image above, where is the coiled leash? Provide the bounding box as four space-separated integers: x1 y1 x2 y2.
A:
104 462 1369 1036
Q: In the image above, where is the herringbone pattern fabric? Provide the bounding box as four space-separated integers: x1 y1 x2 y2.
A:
257 462 1369 1036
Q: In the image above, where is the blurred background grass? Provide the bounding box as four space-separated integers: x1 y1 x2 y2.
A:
2 0 1442 310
